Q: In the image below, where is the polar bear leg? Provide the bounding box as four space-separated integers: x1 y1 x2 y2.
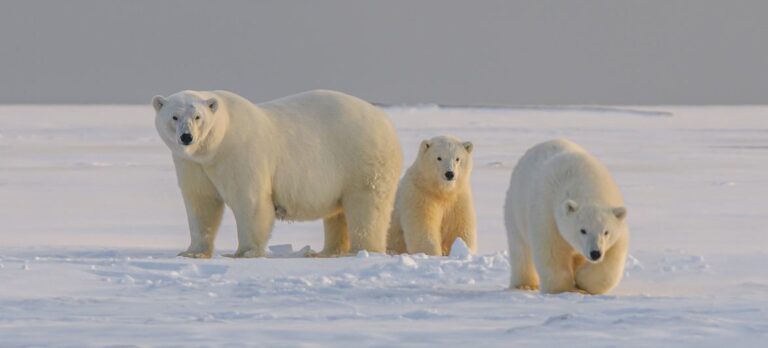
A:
507 225 539 290
440 195 477 255
533 251 576 294
386 208 407 254
317 212 350 256
231 195 275 258
343 191 390 253
530 221 577 293
401 202 443 256
174 158 224 259
576 232 628 294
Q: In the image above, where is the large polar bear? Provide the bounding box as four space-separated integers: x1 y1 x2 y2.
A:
387 136 476 256
504 139 629 294
152 90 402 258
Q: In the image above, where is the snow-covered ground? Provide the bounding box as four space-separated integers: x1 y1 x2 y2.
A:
1 105 767 346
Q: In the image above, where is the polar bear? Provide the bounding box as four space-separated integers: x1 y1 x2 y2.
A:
152 90 402 258
504 139 629 294
387 136 476 256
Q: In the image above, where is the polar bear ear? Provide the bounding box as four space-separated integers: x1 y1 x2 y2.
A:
613 206 627 220
152 95 166 112
462 141 473 154
421 139 432 152
563 200 579 215
206 97 218 113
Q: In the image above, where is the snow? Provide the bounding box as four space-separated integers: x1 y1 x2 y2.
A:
1 105 767 346
449 238 472 260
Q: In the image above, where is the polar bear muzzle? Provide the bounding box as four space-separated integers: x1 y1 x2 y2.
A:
180 133 193 146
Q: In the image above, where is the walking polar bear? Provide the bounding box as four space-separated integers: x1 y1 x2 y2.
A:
504 139 629 294
387 136 476 256
152 90 402 258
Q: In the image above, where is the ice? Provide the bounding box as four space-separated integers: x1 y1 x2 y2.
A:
0 105 767 346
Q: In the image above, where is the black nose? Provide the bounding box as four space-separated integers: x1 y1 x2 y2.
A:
180 133 193 145
589 250 602 261
444 171 455 181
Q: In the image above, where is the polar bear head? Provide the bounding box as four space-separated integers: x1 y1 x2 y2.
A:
414 136 474 192
152 91 223 160
555 200 627 263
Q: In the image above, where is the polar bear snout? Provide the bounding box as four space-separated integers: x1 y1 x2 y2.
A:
589 250 602 261
180 133 193 146
444 171 455 181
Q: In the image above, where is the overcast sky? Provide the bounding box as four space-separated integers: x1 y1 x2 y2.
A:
0 0 766 105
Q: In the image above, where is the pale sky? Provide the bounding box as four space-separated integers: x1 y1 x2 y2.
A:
0 0 766 105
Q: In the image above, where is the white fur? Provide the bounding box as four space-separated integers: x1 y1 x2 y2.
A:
153 90 403 258
387 136 476 256
504 139 629 294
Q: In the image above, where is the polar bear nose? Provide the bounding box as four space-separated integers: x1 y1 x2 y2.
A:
444 171 455 181
180 133 193 145
589 250 602 261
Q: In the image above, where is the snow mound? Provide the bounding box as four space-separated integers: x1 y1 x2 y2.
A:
267 244 313 258
449 238 472 260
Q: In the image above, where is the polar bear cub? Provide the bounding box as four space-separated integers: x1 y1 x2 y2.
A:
152 90 402 258
387 136 476 256
504 139 629 294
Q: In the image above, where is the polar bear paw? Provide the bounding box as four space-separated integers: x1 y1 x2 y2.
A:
225 248 267 258
177 250 213 259
308 250 347 258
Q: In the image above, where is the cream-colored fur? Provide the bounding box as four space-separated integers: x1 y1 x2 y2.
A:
387 136 476 256
153 90 402 258
504 139 629 294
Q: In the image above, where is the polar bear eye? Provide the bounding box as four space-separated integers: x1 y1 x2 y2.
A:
455 158 460 162
172 116 178 121
195 115 200 120
604 230 609 236
437 157 442 161
580 229 587 235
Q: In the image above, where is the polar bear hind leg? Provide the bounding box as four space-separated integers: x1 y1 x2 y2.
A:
386 208 407 254
313 212 350 257
343 191 392 253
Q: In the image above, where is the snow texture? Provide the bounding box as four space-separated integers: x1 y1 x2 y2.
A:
1 105 767 346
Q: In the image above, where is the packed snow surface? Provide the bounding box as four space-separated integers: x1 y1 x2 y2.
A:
1 105 767 346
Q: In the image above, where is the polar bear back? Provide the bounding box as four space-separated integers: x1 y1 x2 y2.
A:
260 90 399 176
250 90 402 221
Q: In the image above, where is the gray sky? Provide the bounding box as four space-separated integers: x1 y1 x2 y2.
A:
1 0 766 105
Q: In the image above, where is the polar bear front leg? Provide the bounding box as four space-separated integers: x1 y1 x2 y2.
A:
174 157 224 259
530 221 578 293
575 232 629 294
179 190 225 259
533 251 577 294
441 193 477 255
401 201 444 256
507 225 539 290
231 196 275 258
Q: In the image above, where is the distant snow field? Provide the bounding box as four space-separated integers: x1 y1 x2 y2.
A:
1 105 767 346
